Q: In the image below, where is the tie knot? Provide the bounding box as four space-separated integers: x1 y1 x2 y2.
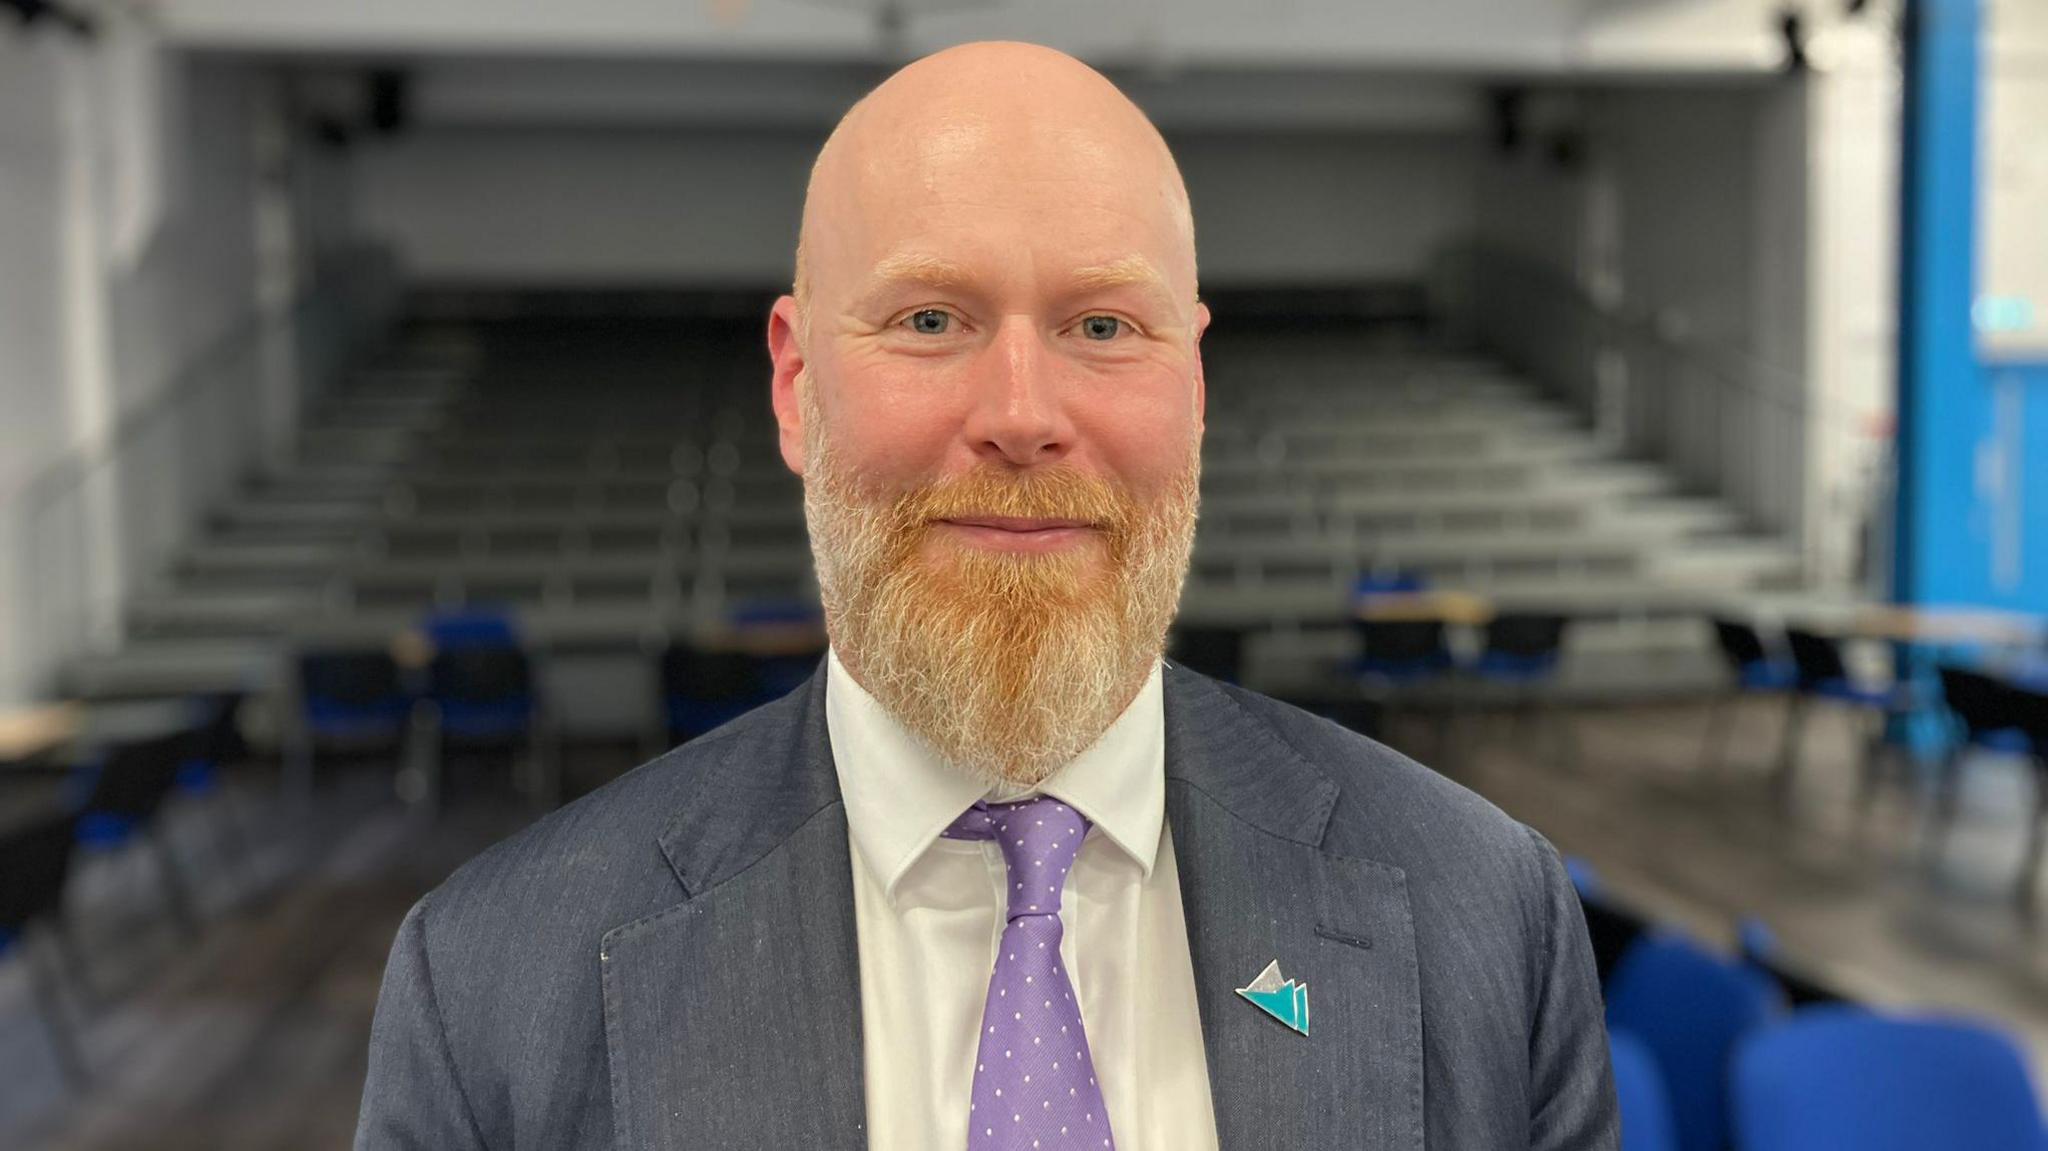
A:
942 796 1092 919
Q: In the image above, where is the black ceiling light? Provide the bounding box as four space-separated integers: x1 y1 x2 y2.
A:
1489 87 1527 156
1780 7 1811 73
3 0 96 38
369 69 411 136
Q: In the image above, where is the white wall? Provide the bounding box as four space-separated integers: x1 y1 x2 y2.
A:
352 122 1479 288
0 40 72 504
1981 0 2048 358
1806 22 1900 591
0 21 275 704
0 36 75 705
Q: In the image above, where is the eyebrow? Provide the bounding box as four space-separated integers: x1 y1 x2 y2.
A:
849 251 1180 316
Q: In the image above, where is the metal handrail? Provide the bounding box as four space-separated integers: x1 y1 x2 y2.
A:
18 249 397 518
1438 242 1815 546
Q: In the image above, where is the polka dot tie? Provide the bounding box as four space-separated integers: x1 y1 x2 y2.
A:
942 796 1117 1150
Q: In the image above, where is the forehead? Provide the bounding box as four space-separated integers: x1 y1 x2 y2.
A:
824 109 1189 296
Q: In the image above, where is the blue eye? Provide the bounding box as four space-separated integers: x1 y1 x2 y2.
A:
906 309 952 335
1079 315 1123 341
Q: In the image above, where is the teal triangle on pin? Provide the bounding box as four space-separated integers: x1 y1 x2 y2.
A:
1236 959 1310 1035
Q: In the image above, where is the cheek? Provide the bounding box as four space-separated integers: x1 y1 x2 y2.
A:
1069 380 1201 494
822 363 968 482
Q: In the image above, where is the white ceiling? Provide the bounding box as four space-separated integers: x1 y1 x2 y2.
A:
160 0 1810 75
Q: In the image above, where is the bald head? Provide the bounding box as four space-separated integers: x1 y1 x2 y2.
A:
791 41 1197 347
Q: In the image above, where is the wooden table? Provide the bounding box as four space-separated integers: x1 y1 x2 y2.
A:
0 698 206 836
1825 605 2048 648
0 698 206 773
0 702 84 765
1354 590 1496 627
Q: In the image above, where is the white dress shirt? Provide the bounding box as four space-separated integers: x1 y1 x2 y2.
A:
825 649 1221 1151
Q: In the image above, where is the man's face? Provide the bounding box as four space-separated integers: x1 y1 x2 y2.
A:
769 64 1210 784
788 106 1206 556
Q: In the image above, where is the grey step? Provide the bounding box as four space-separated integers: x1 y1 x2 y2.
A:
1177 572 1794 628
1191 525 1762 567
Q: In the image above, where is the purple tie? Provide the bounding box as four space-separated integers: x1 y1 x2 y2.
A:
942 796 1117 1150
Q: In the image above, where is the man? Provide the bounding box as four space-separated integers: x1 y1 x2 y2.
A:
356 40 1618 1151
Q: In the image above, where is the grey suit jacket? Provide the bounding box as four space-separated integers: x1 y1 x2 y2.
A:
355 664 1619 1149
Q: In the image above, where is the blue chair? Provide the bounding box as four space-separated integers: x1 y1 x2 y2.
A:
1604 932 1782 1151
1698 618 1797 776
419 607 520 651
1734 1006 2048 1151
1353 571 1428 597
1609 1028 1679 1151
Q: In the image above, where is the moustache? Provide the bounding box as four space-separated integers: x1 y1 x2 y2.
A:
887 467 1139 539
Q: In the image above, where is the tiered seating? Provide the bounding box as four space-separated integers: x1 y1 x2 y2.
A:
61 311 1802 713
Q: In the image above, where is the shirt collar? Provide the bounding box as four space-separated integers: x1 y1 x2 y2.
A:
824 648 1166 907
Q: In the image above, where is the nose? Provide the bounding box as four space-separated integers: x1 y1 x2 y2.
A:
961 315 1074 468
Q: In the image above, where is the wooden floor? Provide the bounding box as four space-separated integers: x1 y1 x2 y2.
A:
6 700 2048 1148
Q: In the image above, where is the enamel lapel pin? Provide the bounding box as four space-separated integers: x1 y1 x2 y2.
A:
1236 959 1310 1036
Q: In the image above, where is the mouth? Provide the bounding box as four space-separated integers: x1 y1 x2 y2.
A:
930 516 1102 553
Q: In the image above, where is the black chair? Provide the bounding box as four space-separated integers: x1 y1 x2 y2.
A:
173 693 250 877
297 648 411 749
0 808 89 1087
1565 860 1648 987
1354 618 1452 680
1777 629 1915 800
658 642 773 749
427 643 555 808
72 729 201 938
1352 618 1455 758
1474 613 1574 765
2016 686 2048 902
1699 619 1797 775
1168 625 1246 684
1932 666 2035 855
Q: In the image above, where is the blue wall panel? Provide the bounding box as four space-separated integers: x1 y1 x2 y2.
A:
1895 0 2047 613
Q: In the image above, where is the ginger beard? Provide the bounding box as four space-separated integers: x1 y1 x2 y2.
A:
798 375 1200 787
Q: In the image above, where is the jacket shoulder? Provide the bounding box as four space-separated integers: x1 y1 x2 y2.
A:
407 688 808 999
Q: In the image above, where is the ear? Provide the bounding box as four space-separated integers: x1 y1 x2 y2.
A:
767 295 809 477
1190 300 1211 431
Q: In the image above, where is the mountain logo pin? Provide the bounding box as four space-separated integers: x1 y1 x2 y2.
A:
1236 959 1310 1036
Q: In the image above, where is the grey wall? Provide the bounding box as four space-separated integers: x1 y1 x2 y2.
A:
1467 81 1813 540
352 124 1480 288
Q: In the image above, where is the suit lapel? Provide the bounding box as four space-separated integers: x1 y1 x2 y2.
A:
1164 667 1424 1151
601 669 870 1150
